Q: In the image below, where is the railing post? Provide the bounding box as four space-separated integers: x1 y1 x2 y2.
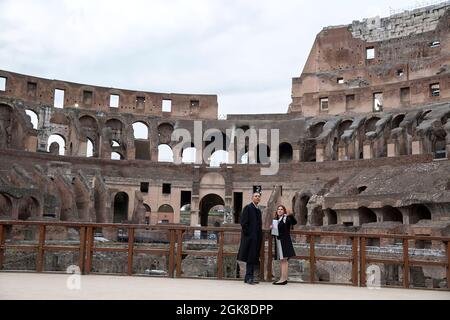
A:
78 227 86 274
176 229 183 278
168 229 175 278
352 237 359 287
259 232 266 282
309 235 315 283
127 227 135 276
0 224 5 270
403 239 410 289
36 225 46 273
267 231 273 283
85 226 94 275
360 237 366 287
217 231 224 280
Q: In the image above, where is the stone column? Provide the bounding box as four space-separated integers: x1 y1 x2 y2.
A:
316 144 325 162
412 140 423 155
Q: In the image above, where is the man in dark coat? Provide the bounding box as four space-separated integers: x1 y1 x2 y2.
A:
237 192 263 285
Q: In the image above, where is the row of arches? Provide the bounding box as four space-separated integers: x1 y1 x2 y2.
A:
0 193 41 220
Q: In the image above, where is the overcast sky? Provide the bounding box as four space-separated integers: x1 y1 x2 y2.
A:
0 0 418 116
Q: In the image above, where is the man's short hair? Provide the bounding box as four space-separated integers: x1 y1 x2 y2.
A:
253 192 262 197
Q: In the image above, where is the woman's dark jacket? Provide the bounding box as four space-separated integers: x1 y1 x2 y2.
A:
274 215 297 260
237 203 263 264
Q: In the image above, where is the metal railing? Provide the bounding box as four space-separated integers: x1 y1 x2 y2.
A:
0 220 449 290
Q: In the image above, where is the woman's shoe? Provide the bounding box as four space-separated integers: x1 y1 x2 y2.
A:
273 281 288 285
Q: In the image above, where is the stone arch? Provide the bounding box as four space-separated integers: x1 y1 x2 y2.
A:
113 192 129 223
158 144 174 162
158 204 174 224
158 123 174 145
325 209 338 225
338 120 353 137
48 134 66 156
365 117 380 134
0 193 13 216
105 118 124 132
432 128 447 159
279 142 293 163
293 192 311 226
132 121 149 140
111 151 124 160
200 172 225 186
50 113 70 125
382 206 403 223
410 204 432 224
310 122 326 139
79 115 98 131
18 197 40 221
199 193 225 227
358 207 377 225
25 109 39 129
391 114 405 129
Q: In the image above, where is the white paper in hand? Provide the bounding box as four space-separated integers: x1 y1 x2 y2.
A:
271 219 279 236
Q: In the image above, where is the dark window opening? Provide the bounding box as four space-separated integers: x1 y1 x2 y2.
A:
337 78 344 84
400 87 410 103
163 183 172 194
136 96 146 109
190 100 200 108
83 90 93 105
233 192 243 223
27 82 37 96
344 222 354 227
358 186 367 194
430 83 440 97
181 191 191 209
396 69 404 77
415 239 432 249
429 41 440 48
320 97 329 111
367 238 380 247
140 182 149 193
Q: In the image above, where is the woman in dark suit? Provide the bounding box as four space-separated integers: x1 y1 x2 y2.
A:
271 205 297 285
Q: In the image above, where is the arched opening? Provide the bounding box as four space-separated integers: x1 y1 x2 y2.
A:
132 122 149 140
182 147 197 164
391 115 405 129
365 117 380 134
310 207 324 226
256 144 271 165
417 110 432 126
79 115 98 131
296 195 310 226
0 193 13 216
87 138 94 158
338 120 353 137
157 204 174 224
25 110 39 129
199 194 225 228
382 206 403 223
158 144 174 163
433 130 447 159
47 134 66 156
279 143 293 163
358 207 378 225
158 123 174 145
111 152 123 160
310 122 325 139
113 192 129 223
410 204 432 224
18 197 40 221
325 209 338 225
303 140 317 162
209 150 229 167
143 204 151 225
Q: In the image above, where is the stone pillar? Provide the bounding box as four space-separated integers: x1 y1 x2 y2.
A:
363 143 373 160
190 196 200 226
387 142 398 158
292 148 301 163
316 144 325 163
398 208 410 225
338 144 347 161
412 140 423 155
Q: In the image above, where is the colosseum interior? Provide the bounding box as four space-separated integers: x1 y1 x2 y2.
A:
0 1 450 288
